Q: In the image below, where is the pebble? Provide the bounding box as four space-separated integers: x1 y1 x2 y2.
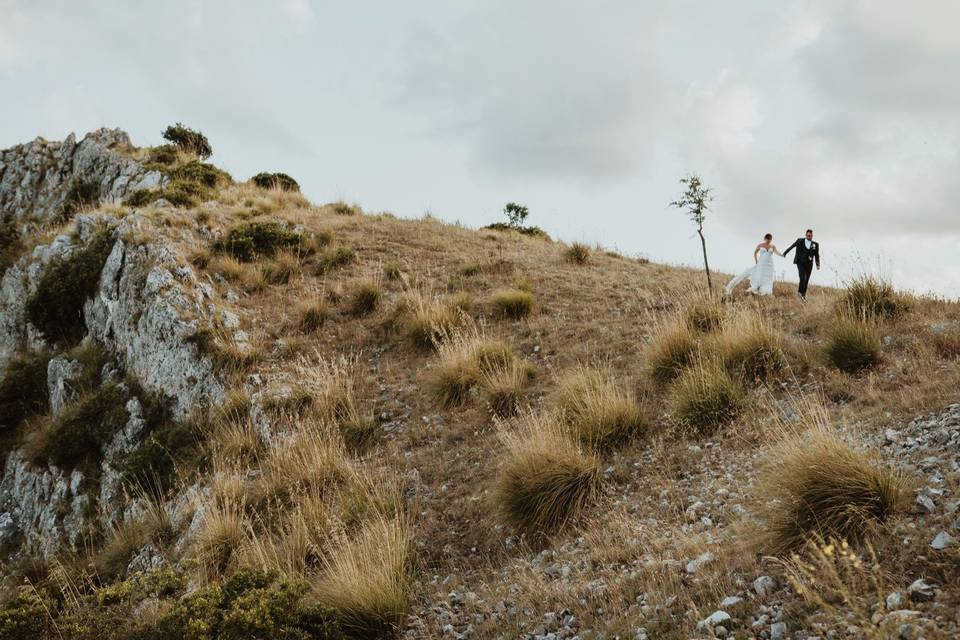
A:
720 596 743 608
770 621 788 639
930 531 954 550
685 551 715 574
907 578 935 602
915 494 936 513
753 575 776 598
886 591 905 610
697 610 731 630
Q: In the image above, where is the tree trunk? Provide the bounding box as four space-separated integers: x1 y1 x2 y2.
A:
697 228 713 294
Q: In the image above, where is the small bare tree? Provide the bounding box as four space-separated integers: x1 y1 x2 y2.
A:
670 174 715 294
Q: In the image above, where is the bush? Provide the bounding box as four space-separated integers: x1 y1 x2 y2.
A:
494 413 601 537
61 177 100 219
162 122 212 159
29 382 129 470
564 242 590 265
147 143 180 166
122 188 156 207
721 316 787 383
0 217 23 274
492 289 535 320
170 160 231 188
429 329 515 407
685 299 724 333
331 201 359 216
839 274 910 318
26 227 114 348
554 366 646 449
251 172 300 192
121 417 197 492
347 281 382 317
393 291 467 350
645 323 698 384
672 360 745 435
826 315 881 374
214 221 306 262
382 261 404 281
482 222 551 240
0 351 51 432
758 427 907 554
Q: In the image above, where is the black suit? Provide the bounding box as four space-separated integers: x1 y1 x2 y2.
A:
782 238 820 297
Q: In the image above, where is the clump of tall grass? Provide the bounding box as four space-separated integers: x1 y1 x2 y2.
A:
839 273 910 319
825 314 881 373
294 355 375 452
428 325 515 407
493 412 602 537
392 289 468 350
672 357 745 435
481 359 537 417
554 365 646 449
646 322 698 384
564 242 591 265
721 313 788 383
312 516 412 638
254 424 352 506
757 425 907 555
492 289 535 320
295 298 329 333
685 298 724 333
347 279 382 317
195 495 248 579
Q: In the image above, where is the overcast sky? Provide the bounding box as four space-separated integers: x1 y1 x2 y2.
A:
2 1 959 297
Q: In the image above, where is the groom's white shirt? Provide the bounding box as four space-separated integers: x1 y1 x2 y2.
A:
804 239 812 250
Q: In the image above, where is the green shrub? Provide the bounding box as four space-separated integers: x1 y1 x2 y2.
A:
482 222 551 240
214 221 306 262
170 160 231 189
122 189 156 207
147 143 180 166
61 178 100 219
0 587 57 639
0 351 51 432
29 382 129 470
564 242 590 265
162 122 212 159
492 289 535 319
839 275 910 318
672 360 745 435
0 217 23 274
26 227 114 348
121 417 197 491
251 172 300 192
826 315 881 374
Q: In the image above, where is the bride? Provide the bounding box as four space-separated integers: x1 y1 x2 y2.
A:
724 233 782 296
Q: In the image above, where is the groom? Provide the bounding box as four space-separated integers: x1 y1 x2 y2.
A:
782 229 820 300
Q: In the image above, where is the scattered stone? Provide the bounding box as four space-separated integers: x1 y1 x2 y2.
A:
719 596 742 608
753 575 776 598
907 578 935 602
697 610 731 631
886 591 906 610
930 531 954 550
686 551 715 574
915 494 936 513
770 621 788 640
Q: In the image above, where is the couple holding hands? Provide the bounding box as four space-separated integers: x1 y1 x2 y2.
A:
724 229 821 300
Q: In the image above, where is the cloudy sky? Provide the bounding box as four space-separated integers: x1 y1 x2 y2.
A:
2 1 959 297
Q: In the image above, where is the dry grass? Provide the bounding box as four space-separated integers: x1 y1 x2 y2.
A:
194 495 248 579
646 322 698 383
254 422 352 507
295 297 329 334
313 516 412 638
685 298 724 333
262 250 301 285
493 412 602 538
671 357 745 435
428 325 515 407
825 314 882 373
839 273 911 319
720 312 788 383
481 359 537 417
294 355 374 449
563 242 591 265
392 289 468 349
347 279 383 316
757 424 908 555
553 365 647 449
492 288 535 320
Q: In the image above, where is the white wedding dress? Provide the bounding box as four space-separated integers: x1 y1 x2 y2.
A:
725 247 775 296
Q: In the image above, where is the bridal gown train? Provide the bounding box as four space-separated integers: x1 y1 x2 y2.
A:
725 247 775 296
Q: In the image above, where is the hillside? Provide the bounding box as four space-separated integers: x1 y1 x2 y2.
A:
1 127 959 639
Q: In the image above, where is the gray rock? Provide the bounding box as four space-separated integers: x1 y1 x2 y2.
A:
686 551 715 574
753 575 776 598
907 578 935 602
886 591 906 610
47 356 84 416
770 621 788 639
930 531 954 550
719 596 742 608
914 493 935 513
697 610 731 631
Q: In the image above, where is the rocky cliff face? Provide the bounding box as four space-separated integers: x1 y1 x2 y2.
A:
0 128 164 226
0 130 222 558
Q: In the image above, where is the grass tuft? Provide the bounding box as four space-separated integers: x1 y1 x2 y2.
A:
721 314 788 383
493 412 602 537
685 299 724 333
839 274 910 318
645 322 698 384
825 314 882 374
296 298 329 334
563 242 591 265
481 359 537 418
492 289 535 320
757 425 907 555
428 326 515 407
347 280 383 317
554 366 646 449
672 358 745 435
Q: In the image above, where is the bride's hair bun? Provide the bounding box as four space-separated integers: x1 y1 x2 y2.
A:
764 233 773 240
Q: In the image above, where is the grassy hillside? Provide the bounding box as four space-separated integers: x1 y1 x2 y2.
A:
2 144 960 638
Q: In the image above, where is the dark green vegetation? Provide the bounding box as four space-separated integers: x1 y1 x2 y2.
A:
126 160 232 209
0 567 344 640
315 245 357 274
483 222 550 239
0 217 22 274
162 122 213 159
0 351 51 466
61 178 100 220
826 315 882 374
252 172 300 192
214 221 307 262
26 227 114 348
672 361 745 435
120 396 195 492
